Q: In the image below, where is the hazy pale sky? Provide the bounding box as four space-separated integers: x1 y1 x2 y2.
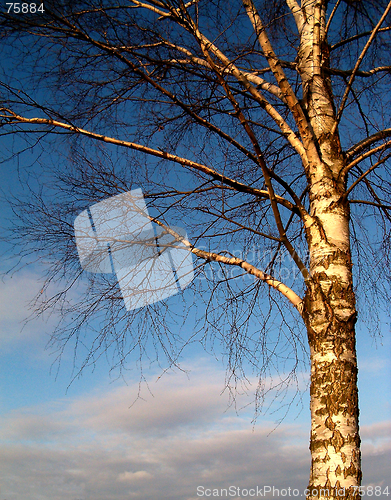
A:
0 184 390 499
0 23 390 498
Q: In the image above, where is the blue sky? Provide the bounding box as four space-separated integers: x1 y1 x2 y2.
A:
0 155 390 500
0 10 390 495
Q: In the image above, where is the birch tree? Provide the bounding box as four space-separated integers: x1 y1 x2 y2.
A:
1 1 391 498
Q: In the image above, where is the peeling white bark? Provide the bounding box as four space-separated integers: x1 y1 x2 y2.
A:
297 2 362 498
305 186 361 499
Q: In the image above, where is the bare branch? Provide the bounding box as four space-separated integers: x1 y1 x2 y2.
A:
327 65 391 78
343 139 391 176
152 37 285 99
41 7 262 168
157 0 201 19
349 199 391 211
166 55 285 100
346 128 391 160
331 26 391 51
331 1 391 135
179 14 308 162
129 0 169 17
190 246 304 313
325 0 342 35
0 108 301 213
354 166 391 224
286 0 304 34
140 210 304 311
195 45 310 282
242 0 314 157
343 153 391 199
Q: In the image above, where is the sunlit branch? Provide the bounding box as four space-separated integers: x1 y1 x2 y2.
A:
326 65 391 78
129 0 168 17
354 165 391 224
330 26 391 51
1 75 303 213
156 0 201 19
142 211 304 312
41 7 263 170
346 128 391 160
343 139 391 177
325 0 342 35
196 45 310 282
242 0 315 158
286 0 304 34
190 246 304 313
343 153 391 200
178 16 308 163
160 48 285 100
40 6 308 170
0 108 300 214
349 199 391 211
332 1 391 135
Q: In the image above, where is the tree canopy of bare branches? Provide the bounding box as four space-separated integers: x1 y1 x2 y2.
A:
1 1 391 498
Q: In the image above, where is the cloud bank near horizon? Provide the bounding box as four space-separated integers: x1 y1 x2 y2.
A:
0 269 390 500
0 365 389 500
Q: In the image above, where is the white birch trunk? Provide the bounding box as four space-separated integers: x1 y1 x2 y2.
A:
297 2 362 498
304 194 361 500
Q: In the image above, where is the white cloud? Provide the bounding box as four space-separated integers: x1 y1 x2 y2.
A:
359 357 390 375
117 470 153 483
361 420 391 441
0 364 389 500
0 271 52 350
